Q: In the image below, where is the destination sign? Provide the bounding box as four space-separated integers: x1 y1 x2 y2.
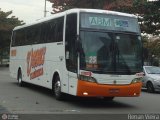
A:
80 13 140 33
114 19 129 28
89 17 111 27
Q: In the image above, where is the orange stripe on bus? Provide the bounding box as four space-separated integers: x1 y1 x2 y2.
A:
11 49 17 56
77 80 142 97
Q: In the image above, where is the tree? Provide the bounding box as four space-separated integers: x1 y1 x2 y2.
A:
138 0 160 36
103 0 133 10
145 38 160 66
128 0 160 36
0 9 24 64
106 0 160 36
48 0 107 13
48 0 134 13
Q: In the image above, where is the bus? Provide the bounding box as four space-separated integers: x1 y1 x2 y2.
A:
10 8 143 100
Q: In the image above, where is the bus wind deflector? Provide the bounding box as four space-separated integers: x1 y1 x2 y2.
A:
75 35 83 78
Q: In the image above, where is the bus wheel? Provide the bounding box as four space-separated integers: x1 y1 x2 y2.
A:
104 97 114 101
146 82 155 93
54 75 64 100
18 70 24 87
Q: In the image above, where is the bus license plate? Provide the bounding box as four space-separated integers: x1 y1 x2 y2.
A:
109 89 120 93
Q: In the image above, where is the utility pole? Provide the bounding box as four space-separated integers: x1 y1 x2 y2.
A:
44 0 47 17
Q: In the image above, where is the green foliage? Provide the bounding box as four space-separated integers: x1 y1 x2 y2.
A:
149 39 160 66
0 9 24 64
108 0 160 36
133 0 160 35
142 37 160 65
148 39 160 58
48 0 106 13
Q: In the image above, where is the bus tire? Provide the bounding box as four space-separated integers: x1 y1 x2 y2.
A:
54 75 64 100
17 69 24 87
104 97 114 101
146 82 155 93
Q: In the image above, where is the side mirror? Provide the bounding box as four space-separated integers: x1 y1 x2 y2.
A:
143 72 146 76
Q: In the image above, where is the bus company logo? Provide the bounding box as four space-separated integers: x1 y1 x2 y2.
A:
113 80 117 84
2 114 8 120
11 49 17 57
27 47 46 80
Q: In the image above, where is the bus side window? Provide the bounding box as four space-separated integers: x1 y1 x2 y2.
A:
14 30 19 46
27 26 40 45
33 24 41 44
65 13 77 72
46 16 64 43
56 17 64 42
26 27 33 45
14 29 25 46
47 20 56 43
40 22 48 43
11 31 16 47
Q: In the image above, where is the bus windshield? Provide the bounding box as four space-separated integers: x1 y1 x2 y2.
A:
80 31 142 74
79 12 142 75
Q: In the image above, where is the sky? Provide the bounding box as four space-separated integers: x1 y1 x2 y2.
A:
0 0 157 24
0 0 53 24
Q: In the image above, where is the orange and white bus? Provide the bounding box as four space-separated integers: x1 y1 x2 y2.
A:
10 9 143 100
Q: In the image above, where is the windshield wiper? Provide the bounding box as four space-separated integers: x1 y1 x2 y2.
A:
150 73 160 74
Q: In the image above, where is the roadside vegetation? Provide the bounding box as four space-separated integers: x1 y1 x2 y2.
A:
0 9 24 65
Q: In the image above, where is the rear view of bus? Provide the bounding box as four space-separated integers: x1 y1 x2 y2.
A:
74 10 143 99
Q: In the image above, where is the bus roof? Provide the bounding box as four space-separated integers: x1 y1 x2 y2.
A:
13 8 137 31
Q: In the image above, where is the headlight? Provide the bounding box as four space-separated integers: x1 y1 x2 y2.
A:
153 79 160 83
131 78 142 84
79 75 97 83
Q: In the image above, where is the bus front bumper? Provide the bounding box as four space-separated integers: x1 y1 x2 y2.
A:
77 80 142 97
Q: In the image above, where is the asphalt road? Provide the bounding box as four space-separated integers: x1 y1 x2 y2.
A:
0 67 160 120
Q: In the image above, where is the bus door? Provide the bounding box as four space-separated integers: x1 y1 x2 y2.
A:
65 13 78 95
